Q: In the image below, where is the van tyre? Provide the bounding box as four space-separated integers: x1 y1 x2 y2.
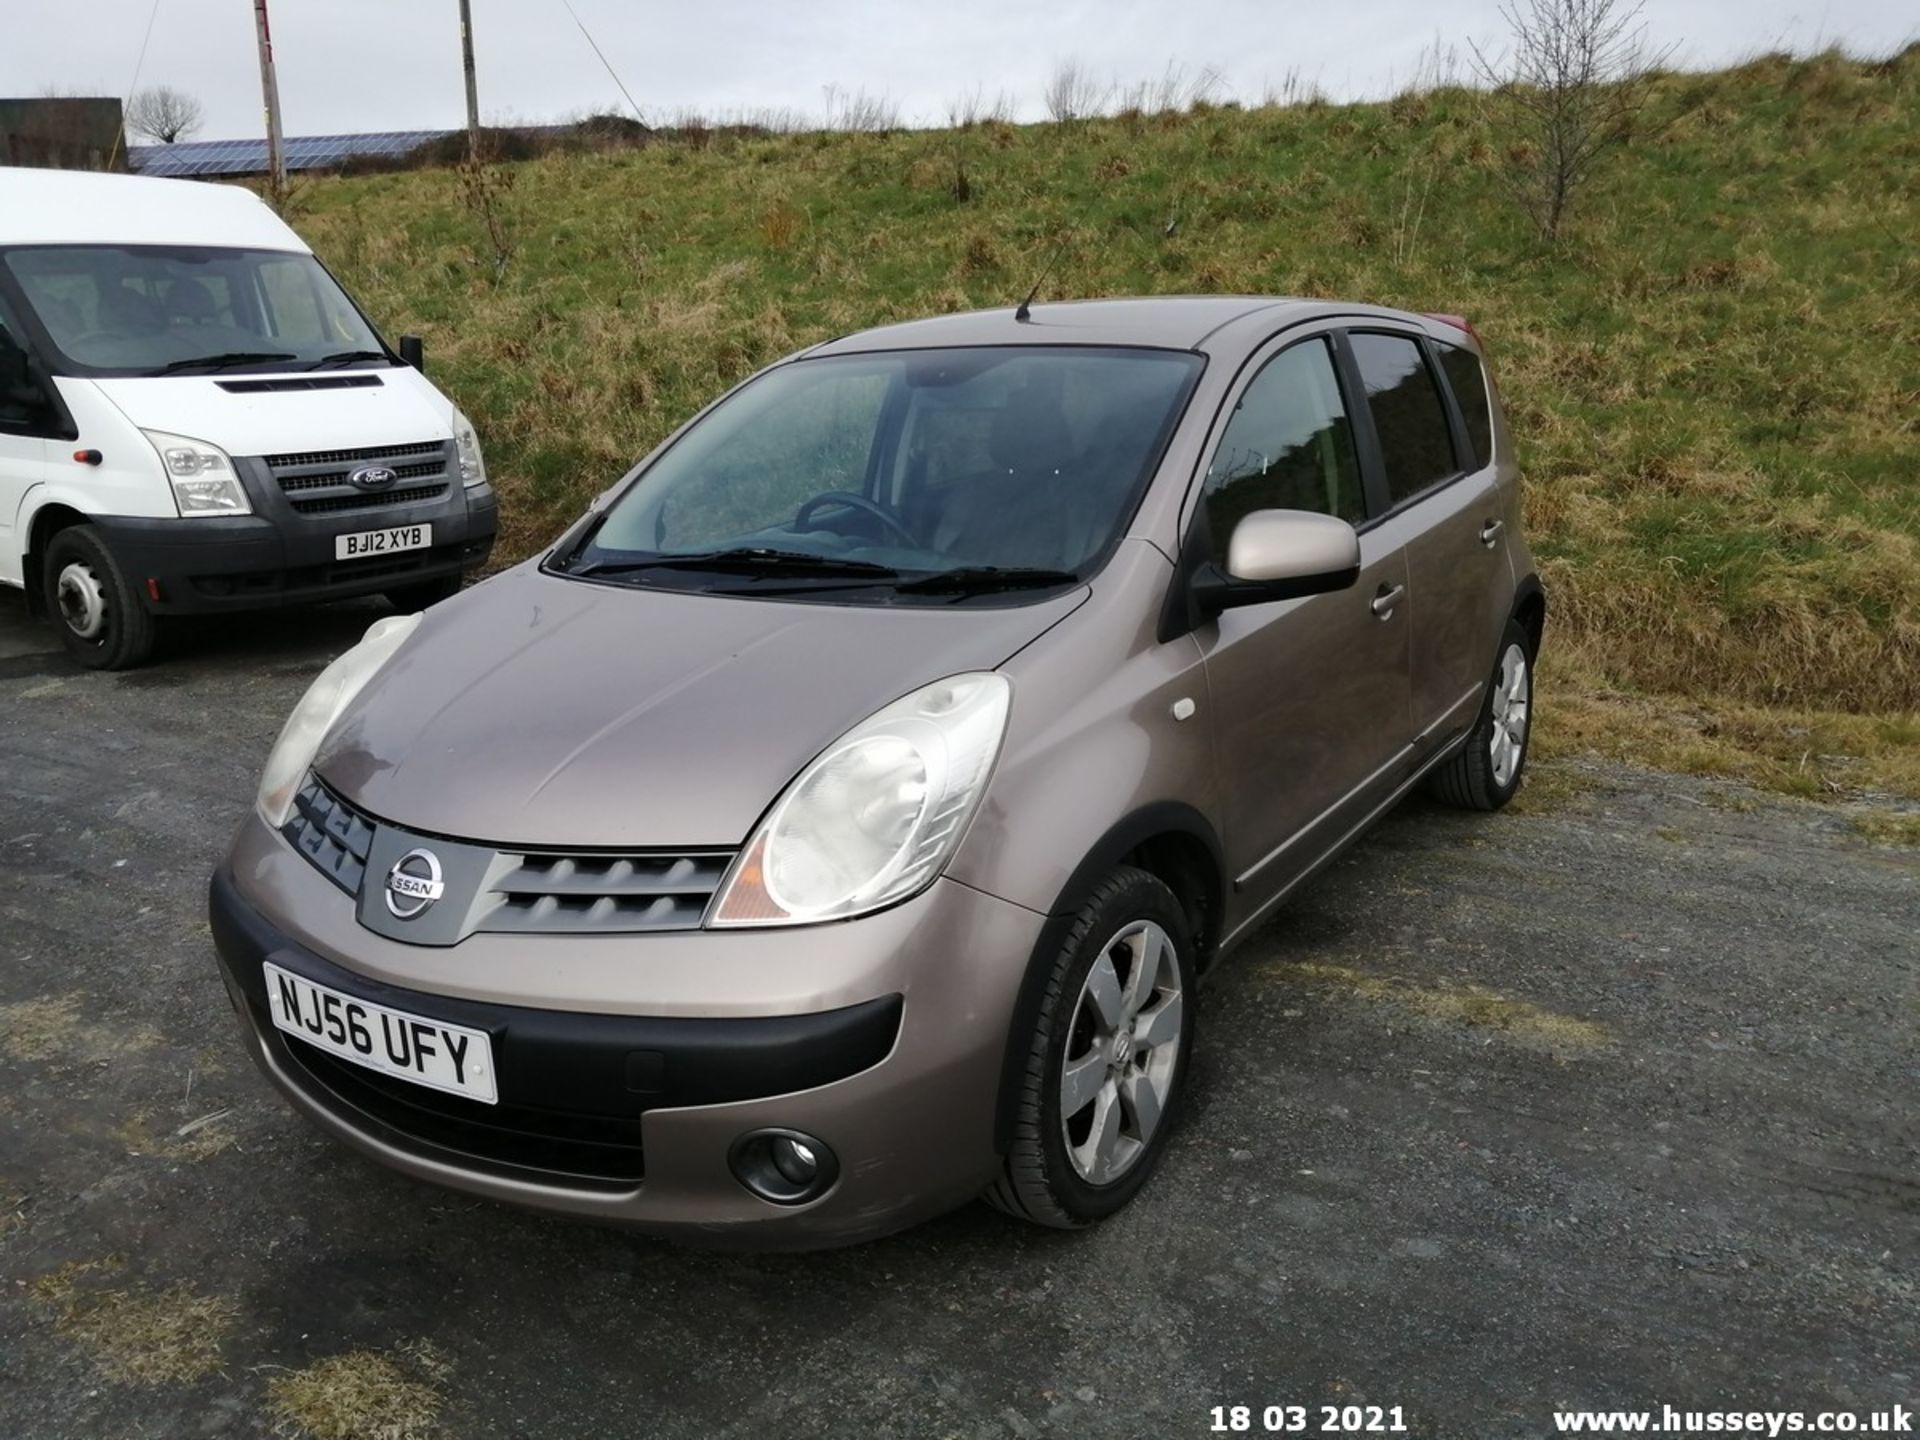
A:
1427 618 1533 812
986 865 1195 1228
43 524 156 671
385 575 463 612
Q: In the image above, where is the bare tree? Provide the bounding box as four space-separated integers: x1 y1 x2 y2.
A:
126 85 204 144
1470 0 1674 240
1043 58 1109 123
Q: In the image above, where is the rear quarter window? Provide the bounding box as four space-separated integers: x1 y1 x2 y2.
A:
1434 341 1493 470
1347 331 1458 506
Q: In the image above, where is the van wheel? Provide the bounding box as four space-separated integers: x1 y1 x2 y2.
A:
1427 618 1533 811
986 866 1196 1228
42 525 156 671
385 575 462 612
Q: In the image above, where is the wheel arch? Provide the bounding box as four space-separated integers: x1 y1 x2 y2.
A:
991 801 1225 1154
1512 573 1545 658
23 500 90 619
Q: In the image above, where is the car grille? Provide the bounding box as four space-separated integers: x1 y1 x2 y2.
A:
287 777 734 936
282 1038 646 1189
261 439 453 517
285 778 375 895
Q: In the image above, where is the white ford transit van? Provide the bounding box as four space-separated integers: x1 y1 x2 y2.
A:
0 168 497 668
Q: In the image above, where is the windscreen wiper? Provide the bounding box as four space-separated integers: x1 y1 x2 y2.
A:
154 351 297 374
570 547 901 581
307 349 390 370
892 565 1081 594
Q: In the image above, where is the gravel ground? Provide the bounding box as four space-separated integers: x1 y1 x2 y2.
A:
1 594 1914 1440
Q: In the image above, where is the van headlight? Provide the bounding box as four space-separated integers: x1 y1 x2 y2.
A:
452 408 487 487
143 429 251 515
256 613 421 827
709 673 1011 927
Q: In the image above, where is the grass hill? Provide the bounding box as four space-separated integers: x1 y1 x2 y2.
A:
286 48 1918 803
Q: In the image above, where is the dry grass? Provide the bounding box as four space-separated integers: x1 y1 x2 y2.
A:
0 992 161 1065
31 1259 237 1385
1271 960 1613 1056
273 47 1917 781
268 1343 449 1440
1850 810 1920 847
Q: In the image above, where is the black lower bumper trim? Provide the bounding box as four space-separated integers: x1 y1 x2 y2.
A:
208 868 903 1186
90 495 497 616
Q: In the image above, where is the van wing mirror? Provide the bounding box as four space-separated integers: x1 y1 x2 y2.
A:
397 334 425 371
1193 510 1361 618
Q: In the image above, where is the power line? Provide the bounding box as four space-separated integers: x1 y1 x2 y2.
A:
109 0 165 167
558 0 644 122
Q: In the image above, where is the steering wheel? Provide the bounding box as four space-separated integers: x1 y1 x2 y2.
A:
793 491 919 548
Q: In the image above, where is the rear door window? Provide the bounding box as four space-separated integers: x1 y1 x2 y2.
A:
1200 336 1364 545
1347 332 1458 506
1434 341 1493 470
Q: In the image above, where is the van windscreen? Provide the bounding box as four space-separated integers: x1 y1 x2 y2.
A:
0 244 389 377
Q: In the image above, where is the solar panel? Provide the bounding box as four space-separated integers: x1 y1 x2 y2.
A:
127 129 458 178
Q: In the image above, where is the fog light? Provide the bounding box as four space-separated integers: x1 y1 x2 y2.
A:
728 1128 839 1206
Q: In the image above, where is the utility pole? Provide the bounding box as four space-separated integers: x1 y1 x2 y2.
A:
459 0 481 164
252 0 286 208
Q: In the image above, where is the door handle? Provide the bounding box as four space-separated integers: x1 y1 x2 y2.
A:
1371 583 1404 619
1480 519 1505 547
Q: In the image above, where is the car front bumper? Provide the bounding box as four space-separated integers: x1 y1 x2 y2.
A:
210 811 1047 1249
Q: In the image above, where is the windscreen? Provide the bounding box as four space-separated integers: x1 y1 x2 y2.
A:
0 244 388 376
566 345 1203 604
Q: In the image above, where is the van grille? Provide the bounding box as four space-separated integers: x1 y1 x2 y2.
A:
290 483 449 516
262 439 453 517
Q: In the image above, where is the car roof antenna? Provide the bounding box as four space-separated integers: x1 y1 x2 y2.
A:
1013 242 1066 323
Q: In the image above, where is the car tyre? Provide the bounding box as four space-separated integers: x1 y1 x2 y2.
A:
1427 617 1534 812
42 524 156 671
385 574 463 612
986 865 1196 1228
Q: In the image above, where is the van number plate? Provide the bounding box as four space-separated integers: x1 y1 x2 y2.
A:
263 961 497 1104
336 523 430 560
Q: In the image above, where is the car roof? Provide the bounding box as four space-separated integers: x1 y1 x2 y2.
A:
804 296 1458 361
0 168 308 252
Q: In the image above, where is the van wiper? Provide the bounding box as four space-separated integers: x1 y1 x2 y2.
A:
308 349 390 370
570 548 900 581
153 350 297 375
893 565 1081 594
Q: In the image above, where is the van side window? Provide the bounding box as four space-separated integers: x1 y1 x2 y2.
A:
1201 337 1363 547
1347 332 1457 506
0 293 55 433
1433 341 1492 469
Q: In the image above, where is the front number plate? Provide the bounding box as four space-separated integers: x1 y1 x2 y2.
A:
263 961 496 1104
335 523 431 561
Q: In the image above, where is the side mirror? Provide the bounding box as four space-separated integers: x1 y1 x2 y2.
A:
397 334 425 371
1194 510 1361 618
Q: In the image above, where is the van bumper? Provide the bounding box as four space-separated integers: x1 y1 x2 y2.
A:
91 488 497 615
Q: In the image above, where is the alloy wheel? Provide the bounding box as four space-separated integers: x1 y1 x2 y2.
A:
1059 919 1184 1185
1488 641 1530 787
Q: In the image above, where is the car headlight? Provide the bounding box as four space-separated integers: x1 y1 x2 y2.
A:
709 673 1011 927
256 613 421 827
143 429 251 515
452 407 487 488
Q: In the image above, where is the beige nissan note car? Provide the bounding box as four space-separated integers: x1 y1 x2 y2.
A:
210 297 1543 1248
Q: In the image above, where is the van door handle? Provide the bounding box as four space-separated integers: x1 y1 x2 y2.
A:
1371 583 1404 619
1480 519 1505 547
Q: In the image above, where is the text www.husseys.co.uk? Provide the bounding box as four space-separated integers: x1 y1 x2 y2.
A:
1552 1407 1912 1435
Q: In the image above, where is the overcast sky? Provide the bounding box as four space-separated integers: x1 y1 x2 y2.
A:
3 0 1913 142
